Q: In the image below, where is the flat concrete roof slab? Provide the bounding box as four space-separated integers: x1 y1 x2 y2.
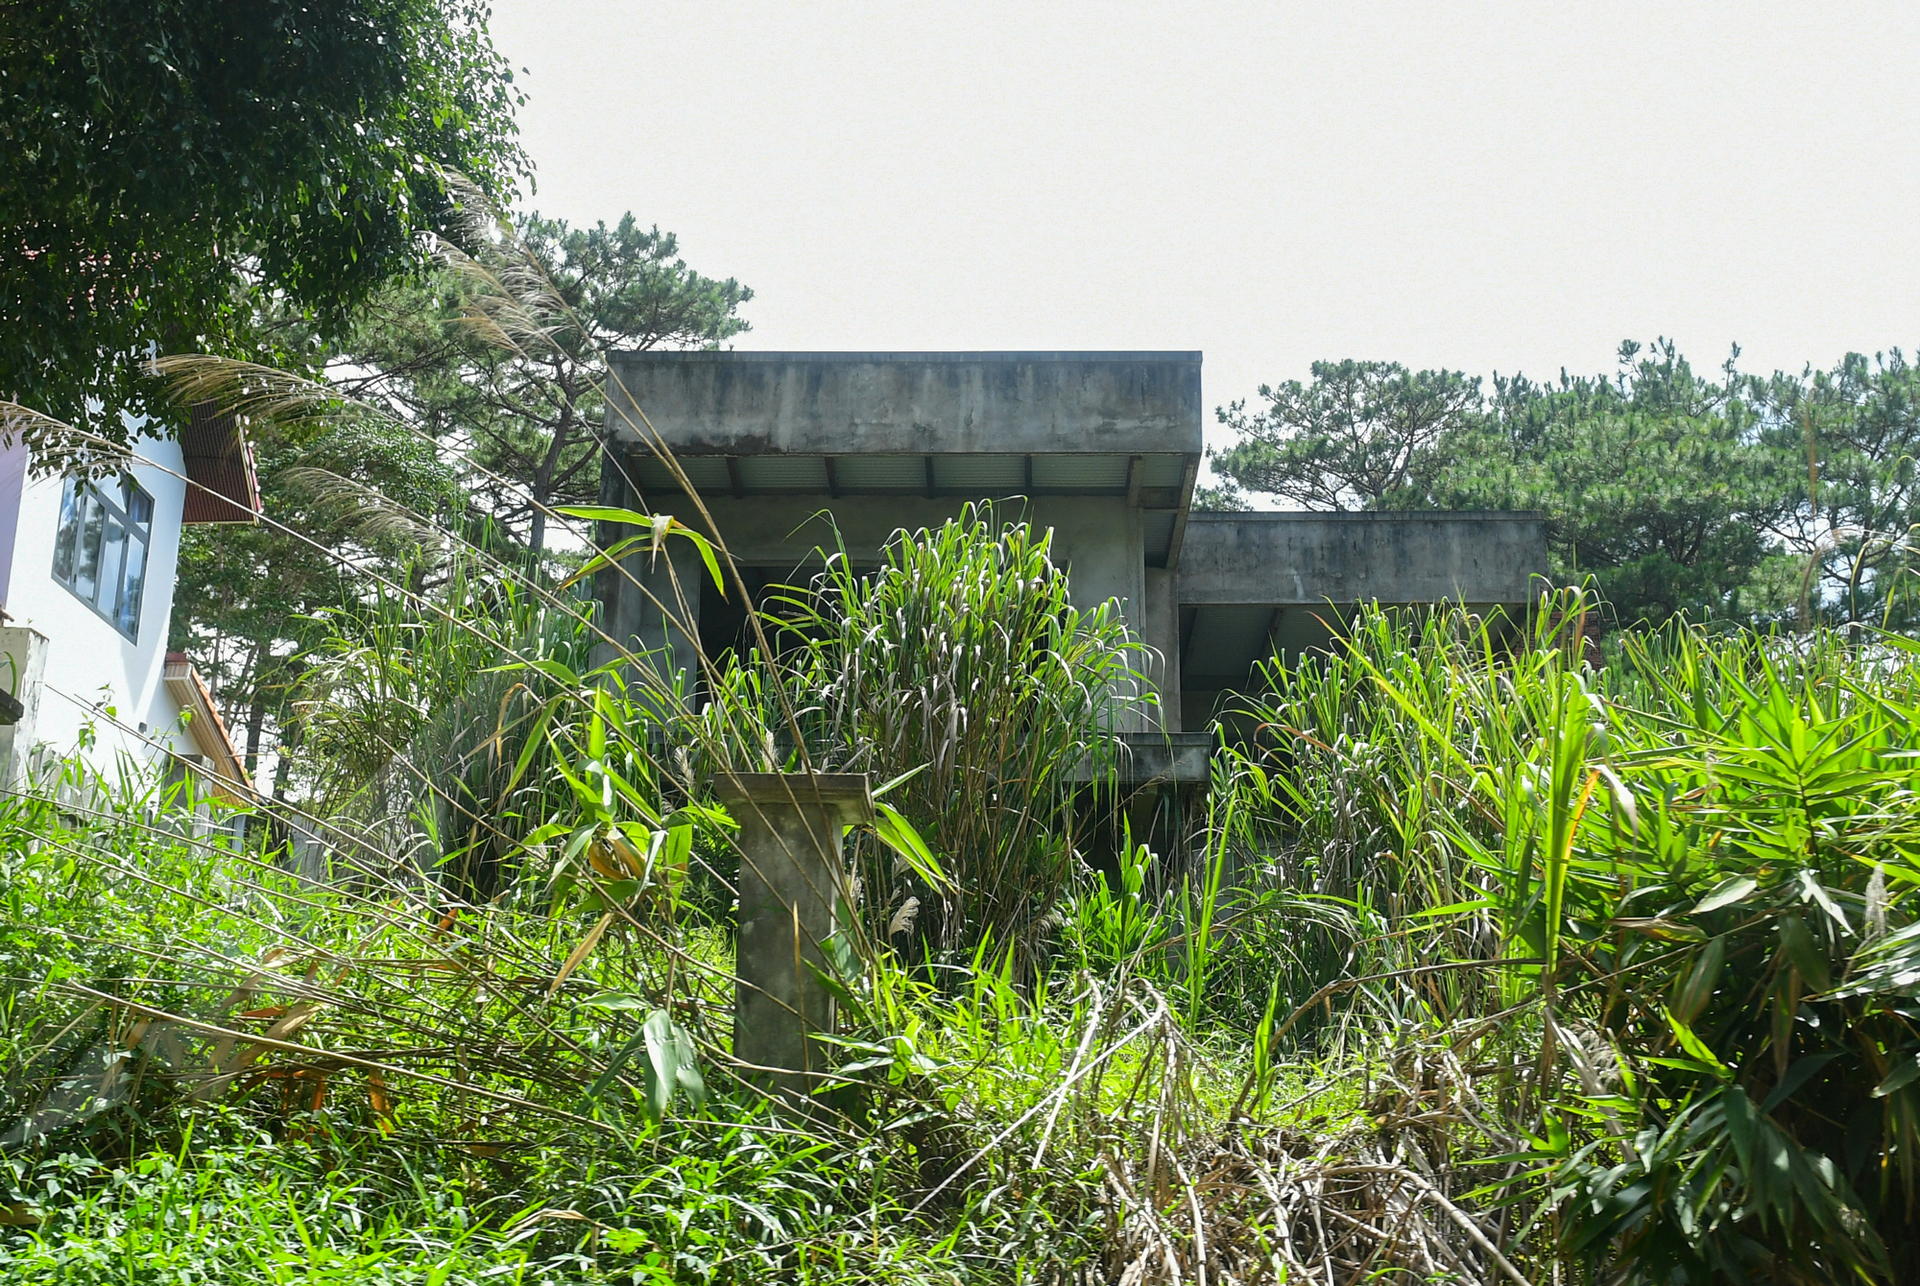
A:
1178 512 1547 606
605 351 1204 458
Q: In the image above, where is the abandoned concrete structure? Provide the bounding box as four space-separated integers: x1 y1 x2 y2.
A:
595 351 1545 740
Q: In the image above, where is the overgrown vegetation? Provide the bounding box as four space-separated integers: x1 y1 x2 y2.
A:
0 0 527 455
10 5 1916 1277
8 526 1920 1281
7 172 1918 1281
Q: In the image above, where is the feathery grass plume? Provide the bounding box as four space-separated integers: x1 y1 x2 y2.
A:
0 400 133 477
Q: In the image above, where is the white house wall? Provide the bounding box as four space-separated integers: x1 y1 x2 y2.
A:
0 424 191 774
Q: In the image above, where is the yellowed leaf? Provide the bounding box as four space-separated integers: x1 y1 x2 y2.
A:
549 912 615 997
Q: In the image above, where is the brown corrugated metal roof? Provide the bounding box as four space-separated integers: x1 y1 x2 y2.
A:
180 402 261 524
162 651 252 803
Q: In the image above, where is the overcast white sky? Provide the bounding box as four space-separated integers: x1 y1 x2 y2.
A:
488 1 1920 456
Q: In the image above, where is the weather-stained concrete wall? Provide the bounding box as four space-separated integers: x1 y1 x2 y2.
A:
605 351 1202 457
1176 512 1546 607
654 494 1145 622
594 352 1549 741
596 352 1199 730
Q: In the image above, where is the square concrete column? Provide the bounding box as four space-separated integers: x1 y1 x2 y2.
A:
715 772 873 1107
0 627 47 788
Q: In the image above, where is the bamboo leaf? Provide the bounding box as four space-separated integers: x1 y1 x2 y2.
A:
871 802 953 893
1692 876 1758 916
549 912 614 997
1664 1008 1731 1081
1874 1053 1920 1099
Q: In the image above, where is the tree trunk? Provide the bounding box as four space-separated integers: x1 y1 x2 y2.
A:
272 720 299 801
528 490 547 555
528 379 578 556
243 689 268 783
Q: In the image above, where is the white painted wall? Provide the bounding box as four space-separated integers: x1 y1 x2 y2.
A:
0 418 191 773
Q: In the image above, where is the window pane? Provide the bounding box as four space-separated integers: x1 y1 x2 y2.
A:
73 488 105 604
51 480 82 583
98 516 126 619
123 479 153 529
117 533 148 638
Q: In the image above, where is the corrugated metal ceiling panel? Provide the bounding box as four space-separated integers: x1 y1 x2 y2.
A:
634 457 730 493
1139 454 1188 486
738 456 830 491
833 456 926 491
933 455 1026 491
1032 454 1130 491
628 450 1193 496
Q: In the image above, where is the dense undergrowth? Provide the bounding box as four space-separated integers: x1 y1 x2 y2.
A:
7 205 1919 1283
6 539 1920 1283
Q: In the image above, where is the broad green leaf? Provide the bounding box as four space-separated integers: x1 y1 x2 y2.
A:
555 505 656 525
1611 916 1708 943
1673 935 1726 1023
872 763 929 799
642 1009 675 1122
578 991 652 1011
1722 1083 1757 1173
657 822 694 895
1777 914 1833 993
671 1020 705 1109
557 506 728 596
1797 870 1851 933
584 1031 646 1102
871 802 953 893
1874 1053 1920 1099
1691 876 1757 915
1663 1008 1731 1080
1761 1051 1843 1112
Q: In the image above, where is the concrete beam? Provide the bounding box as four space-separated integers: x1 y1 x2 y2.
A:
605 351 1203 458
1177 513 1547 606
1115 731 1214 786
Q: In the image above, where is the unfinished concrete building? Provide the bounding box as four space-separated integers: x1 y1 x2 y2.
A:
595 351 1543 737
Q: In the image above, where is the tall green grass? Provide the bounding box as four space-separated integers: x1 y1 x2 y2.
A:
16 511 1920 1283
10 173 1920 1280
1213 600 1920 1281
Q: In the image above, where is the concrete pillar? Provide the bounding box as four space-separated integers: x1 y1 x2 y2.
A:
0 627 47 788
1142 567 1181 731
716 771 873 1107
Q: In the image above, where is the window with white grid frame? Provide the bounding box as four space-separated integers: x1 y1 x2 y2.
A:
51 475 154 641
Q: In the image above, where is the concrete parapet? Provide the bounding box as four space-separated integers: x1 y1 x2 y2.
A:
1177 512 1547 607
1071 730 1215 787
606 351 1203 458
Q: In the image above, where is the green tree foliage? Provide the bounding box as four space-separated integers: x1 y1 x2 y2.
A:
167 200 746 788
1212 359 1481 509
338 212 751 553
168 396 459 791
1747 350 1920 628
1210 340 1920 629
0 0 525 455
1425 342 1788 626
